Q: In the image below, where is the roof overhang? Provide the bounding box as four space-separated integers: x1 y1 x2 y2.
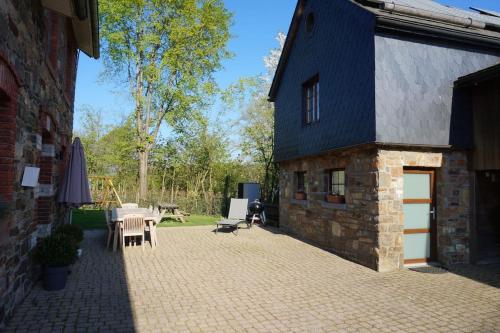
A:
455 63 500 88
41 0 100 59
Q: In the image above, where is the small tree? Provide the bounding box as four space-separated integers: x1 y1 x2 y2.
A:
100 0 232 200
238 33 286 202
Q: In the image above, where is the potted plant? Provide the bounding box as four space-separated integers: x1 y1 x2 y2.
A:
32 233 78 291
326 192 345 204
54 224 84 257
294 191 307 201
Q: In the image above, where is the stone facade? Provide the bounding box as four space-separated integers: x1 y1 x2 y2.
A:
279 146 472 272
280 147 380 270
0 1 78 327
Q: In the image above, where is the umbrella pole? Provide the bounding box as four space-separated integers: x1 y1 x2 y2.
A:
69 208 73 225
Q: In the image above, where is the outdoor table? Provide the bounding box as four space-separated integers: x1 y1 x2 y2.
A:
111 208 161 251
158 203 186 223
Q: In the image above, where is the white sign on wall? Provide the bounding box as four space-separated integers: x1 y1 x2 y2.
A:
21 167 40 187
36 134 42 150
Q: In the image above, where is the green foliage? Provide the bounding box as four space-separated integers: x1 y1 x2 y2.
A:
76 29 284 212
54 224 84 244
32 233 78 267
100 0 233 199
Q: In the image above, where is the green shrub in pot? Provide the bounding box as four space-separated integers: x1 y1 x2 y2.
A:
54 224 84 244
32 233 78 291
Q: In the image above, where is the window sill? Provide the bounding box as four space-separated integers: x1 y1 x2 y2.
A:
290 199 309 207
320 201 347 210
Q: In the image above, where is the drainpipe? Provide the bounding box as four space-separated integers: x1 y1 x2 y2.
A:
380 1 486 29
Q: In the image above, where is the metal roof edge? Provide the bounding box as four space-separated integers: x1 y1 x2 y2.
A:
376 14 500 50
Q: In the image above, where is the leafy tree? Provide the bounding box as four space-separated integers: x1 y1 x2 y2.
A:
100 0 232 200
234 33 285 202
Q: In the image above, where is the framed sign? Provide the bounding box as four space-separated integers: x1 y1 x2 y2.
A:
21 167 40 187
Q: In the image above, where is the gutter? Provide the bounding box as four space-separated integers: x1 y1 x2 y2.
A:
376 15 500 50
366 1 500 49
89 0 100 59
380 1 487 29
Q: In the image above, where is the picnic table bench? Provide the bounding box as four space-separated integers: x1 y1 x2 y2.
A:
158 203 187 223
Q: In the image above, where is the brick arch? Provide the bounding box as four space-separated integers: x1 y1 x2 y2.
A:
0 56 20 202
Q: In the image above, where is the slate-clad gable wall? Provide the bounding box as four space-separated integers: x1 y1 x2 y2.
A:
274 0 376 162
374 34 500 147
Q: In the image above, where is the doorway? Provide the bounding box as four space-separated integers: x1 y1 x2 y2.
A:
475 170 500 264
403 169 436 265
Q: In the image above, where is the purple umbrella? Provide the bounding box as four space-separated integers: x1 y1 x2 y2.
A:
58 137 93 223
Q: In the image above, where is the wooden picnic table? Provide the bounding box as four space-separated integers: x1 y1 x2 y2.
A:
158 203 186 223
111 208 161 251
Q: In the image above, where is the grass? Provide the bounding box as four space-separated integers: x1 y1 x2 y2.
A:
72 209 107 230
157 214 220 227
72 209 219 230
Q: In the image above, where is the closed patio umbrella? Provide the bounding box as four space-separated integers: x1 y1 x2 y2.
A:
58 137 93 223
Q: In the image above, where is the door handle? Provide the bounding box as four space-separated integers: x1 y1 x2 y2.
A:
430 207 436 220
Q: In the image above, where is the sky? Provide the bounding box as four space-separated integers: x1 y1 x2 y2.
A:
73 0 500 132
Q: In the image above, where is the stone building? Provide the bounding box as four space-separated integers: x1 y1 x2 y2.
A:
0 0 99 326
270 0 500 272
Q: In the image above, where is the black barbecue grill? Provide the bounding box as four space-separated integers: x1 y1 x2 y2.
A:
247 199 266 226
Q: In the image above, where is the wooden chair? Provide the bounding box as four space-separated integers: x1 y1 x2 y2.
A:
122 214 145 251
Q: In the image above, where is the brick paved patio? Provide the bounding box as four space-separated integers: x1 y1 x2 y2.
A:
5 226 500 332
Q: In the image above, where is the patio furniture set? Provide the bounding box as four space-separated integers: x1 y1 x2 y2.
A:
103 199 266 250
104 203 165 251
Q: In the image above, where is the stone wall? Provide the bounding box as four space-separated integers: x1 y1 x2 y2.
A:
279 146 472 272
279 147 380 270
0 1 77 327
436 151 471 264
377 149 443 271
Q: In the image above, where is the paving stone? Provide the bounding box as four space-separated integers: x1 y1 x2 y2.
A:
4 227 500 332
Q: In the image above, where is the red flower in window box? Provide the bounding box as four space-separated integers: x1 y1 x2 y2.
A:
294 191 307 201
326 193 345 204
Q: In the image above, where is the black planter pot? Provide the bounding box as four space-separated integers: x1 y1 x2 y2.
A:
43 266 68 291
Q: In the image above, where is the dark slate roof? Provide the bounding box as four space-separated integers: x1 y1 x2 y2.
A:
269 0 500 101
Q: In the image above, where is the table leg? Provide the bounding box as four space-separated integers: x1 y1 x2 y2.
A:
113 222 119 252
153 225 157 248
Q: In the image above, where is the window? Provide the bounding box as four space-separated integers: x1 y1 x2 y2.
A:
296 171 307 192
294 171 307 200
328 169 345 196
303 75 319 124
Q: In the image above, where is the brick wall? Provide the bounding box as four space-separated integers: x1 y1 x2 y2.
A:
0 0 78 326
